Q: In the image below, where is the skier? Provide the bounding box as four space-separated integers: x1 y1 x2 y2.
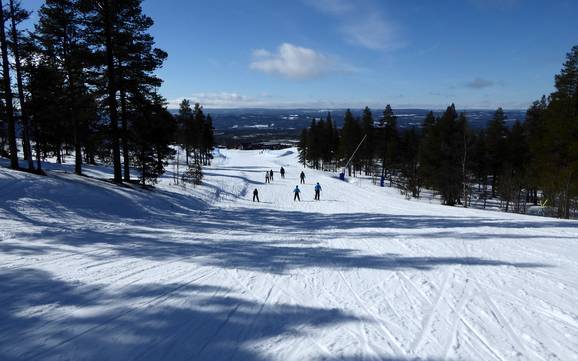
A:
314 182 322 200
253 188 260 202
280 167 285 179
300 171 305 184
265 172 270 183
270 169 274 181
293 185 301 201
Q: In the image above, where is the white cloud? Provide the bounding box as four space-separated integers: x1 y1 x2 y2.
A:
304 0 401 51
252 49 271 57
250 43 337 79
341 14 398 50
169 92 253 108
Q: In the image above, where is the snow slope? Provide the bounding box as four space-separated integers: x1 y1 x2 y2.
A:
1 148 577 361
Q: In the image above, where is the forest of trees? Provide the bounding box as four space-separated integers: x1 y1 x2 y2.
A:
298 45 578 219
0 0 213 185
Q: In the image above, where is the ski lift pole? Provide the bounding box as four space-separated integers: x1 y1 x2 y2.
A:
343 134 368 172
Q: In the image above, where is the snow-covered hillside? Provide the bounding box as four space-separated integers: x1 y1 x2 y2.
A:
1 149 577 361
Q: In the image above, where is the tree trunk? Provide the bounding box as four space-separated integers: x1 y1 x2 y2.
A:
120 86 130 182
491 172 496 197
462 130 468 208
0 0 18 170
35 125 41 171
9 0 32 170
563 172 572 219
103 0 122 183
66 65 82 175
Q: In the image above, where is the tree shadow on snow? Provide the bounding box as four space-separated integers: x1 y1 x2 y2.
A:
0 268 361 361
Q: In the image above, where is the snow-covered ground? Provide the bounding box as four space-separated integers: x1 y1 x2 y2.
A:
1 148 577 361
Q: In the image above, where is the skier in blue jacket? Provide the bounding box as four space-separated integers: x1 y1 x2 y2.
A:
293 186 301 201
314 182 322 200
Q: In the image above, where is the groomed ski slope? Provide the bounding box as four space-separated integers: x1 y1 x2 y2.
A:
1 148 577 361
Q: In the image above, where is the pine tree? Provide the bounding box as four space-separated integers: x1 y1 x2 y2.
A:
470 130 490 207
379 104 399 180
131 94 175 185
539 46 578 218
418 111 440 190
399 127 421 197
339 109 362 176
26 61 66 171
8 0 32 170
486 107 509 197
322 113 336 169
79 0 121 182
297 128 308 165
499 120 528 212
177 99 194 164
419 104 466 206
0 0 18 169
360 106 375 175
192 102 205 164
202 114 215 165
114 1 167 180
436 104 462 205
524 96 548 205
36 0 91 175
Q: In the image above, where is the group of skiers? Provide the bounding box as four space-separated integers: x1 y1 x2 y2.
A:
252 168 322 202
291 182 322 201
265 168 286 183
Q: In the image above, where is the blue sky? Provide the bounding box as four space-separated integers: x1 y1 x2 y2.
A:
25 0 578 109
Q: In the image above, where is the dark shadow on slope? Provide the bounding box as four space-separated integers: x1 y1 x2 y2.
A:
1 205 558 274
2 228 549 274
0 268 360 361
210 208 578 233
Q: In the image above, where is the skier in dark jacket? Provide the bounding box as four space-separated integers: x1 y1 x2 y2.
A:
314 182 322 200
300 171 305 184
280 167 285 179
293 186 301 201
253 188 260 202
270 169 274 181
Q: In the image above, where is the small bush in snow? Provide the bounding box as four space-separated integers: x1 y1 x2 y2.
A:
182 163 203 186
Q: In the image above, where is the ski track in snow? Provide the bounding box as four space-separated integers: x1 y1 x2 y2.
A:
1 148 578 361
